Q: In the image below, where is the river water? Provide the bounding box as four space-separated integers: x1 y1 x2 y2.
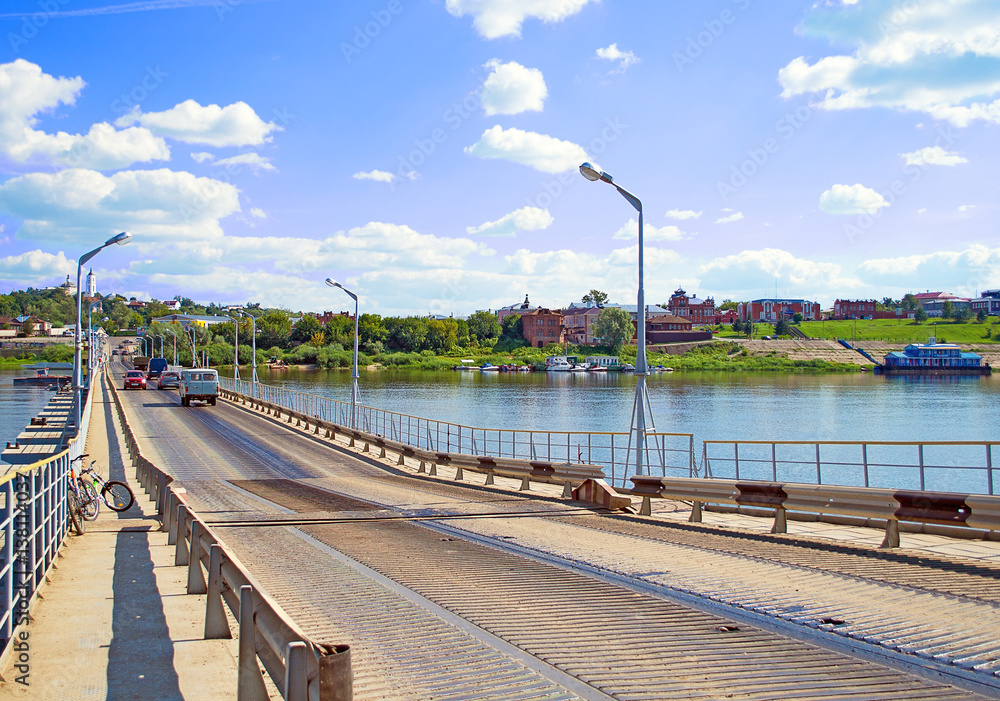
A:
0 369 59 465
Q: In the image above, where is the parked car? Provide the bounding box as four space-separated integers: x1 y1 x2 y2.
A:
179 369 219 406
156 371 181 390
124 370 147 390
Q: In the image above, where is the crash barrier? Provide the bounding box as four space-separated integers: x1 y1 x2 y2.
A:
703 440 1000 495
220 377 695 488
0 370 100 664
109 377 352 700
220 388 606 497
630 475 1000 548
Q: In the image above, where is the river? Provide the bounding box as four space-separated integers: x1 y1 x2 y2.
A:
0 368 60 464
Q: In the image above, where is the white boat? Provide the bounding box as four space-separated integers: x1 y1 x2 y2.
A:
547 359 573 372
588 365 607 372
480 363 500 372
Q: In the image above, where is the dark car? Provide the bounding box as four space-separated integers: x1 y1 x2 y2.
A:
146 357 169 381
156 371 181 390
124 370 147 390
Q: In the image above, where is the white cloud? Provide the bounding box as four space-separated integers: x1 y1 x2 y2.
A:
665 209 702 221
445 0 599 39
0 168 240 244
480 59 547 116
900 146 968 167
857 244 1000 294
249 207 266 219
698 248 859 295
465 125 588 173
116 99 280 147
819 183 889 215
596 43 640 73
352 169 396 183
0 59 169 170
958 204 976 212
612 218 688 241
466 206 553 236
715 211 744 224
917 208 927 214
0 249 76 283
191 151 275 173
778 1 1000 126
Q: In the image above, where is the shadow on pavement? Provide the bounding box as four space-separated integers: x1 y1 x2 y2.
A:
107 530 183 701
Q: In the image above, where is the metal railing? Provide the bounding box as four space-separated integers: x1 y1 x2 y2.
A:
703 440 999 495
110 371 351 700
221 377 696 487
0 371 99 662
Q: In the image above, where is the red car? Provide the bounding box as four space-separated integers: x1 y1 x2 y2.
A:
124 370 147 390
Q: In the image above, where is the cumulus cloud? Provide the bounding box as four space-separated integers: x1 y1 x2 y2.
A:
466 206 553 236
900 146 968 167
465 125 588 173
958 204 976 212
698 248 859 295
249 207 266 219
857 244 1000 294
665 209 702 221
0 59 169 169
612 218 688 241
116 99 280 147
819 184 889 215
445 0 599 39
596 43 640 73
0 249 76 283
0 168 240 243
352 169 396 183
778 1 1000 126
480 59 547 116
715 211 744 224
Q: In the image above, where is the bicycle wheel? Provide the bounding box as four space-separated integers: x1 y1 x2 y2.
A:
78 479 100 521
67 492 86 535
101 481 135 512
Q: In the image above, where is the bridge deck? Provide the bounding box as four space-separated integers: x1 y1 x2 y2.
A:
4 363 1000 700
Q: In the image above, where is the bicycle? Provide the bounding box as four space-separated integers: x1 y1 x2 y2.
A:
66 458 87 535
72 454 135 520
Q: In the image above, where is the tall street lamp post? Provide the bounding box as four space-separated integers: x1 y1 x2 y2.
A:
578 163 656 476
325 279 361 428
187 327 198 367
222 316 239 381
164 328 178 367
86 300 101 386
237 310 258 383
74 231 132 432
156 334 165 358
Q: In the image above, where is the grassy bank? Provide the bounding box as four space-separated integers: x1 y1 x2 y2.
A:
0 345 75 366
799 318 998 344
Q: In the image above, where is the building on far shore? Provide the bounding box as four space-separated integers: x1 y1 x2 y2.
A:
667 288 716 325
833 299 896 320
970 290 1000 317
522 308 565 348
497 295 538 323
738 298 821 322
912 291 970 317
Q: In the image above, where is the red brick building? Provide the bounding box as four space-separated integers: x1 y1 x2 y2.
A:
738 298 821 322
522 308 565 347
645 315 713 344
315 310 353 325
834 299 879 319
667 288 716 325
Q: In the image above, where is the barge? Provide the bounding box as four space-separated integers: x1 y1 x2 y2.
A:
874 340 991 376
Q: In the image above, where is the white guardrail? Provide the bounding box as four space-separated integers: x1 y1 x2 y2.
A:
0 368 99 666
221 377 697 488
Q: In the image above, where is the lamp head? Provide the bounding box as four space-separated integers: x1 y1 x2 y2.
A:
325 278 341 289
106 231 132 247
579 162 611 184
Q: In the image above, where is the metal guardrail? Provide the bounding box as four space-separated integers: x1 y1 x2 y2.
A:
221 377 696 487
109 370 352 700
703 440 999 495
0 372 99 663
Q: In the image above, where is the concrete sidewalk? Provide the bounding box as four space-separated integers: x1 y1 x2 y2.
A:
0 376 240 700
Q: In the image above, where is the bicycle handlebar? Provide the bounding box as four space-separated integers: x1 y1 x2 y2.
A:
70 454 89 464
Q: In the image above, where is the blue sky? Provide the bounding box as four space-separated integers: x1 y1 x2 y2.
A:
0 0 997 315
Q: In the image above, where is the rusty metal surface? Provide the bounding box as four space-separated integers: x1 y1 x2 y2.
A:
114 386 1000 700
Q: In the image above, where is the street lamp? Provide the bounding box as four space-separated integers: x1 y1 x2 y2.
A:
187 326 198 367
326 278 361 428
156 334 165 358
74 231 132 432
237 310 258 383
578 162 656 476
86 300 101 387
221 315 239 381
164 327 178 367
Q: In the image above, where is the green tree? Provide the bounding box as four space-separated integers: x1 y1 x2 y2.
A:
291 314 323 344
21 318 35 336
774 318 790 336
258 310 292 348
914 308 928 323
593 307 634 351
582 289 609 306
953 307 971 323
386 317 428 352
324 314 354 347
792 312 803 324
718 299 739 311
500 313 523 341
977 309 988 323
901 294 918 311
941 300 954 319
467 310 501 345
145 301 169 321
358 313 387 352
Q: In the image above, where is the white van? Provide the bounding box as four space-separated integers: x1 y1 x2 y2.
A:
179 369 219 406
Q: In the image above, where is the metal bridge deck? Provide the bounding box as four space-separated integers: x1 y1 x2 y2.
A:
112 367 1000 700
